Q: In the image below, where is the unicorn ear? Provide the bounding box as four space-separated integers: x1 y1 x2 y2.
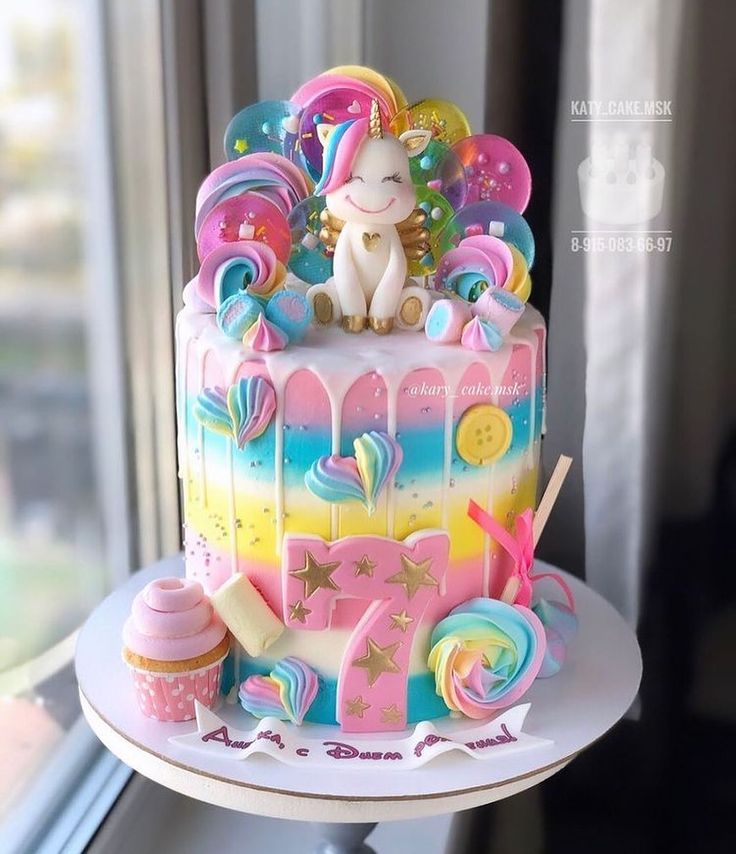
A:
399 129 432 158
316 123 337 149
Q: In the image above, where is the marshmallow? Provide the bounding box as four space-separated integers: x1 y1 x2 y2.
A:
210 573 284 657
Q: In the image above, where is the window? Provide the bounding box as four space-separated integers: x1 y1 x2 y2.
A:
0 1 176 848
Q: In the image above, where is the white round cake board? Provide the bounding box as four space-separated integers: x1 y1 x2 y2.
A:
76 556 641 823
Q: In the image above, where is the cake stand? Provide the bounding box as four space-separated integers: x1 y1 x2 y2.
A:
76 557 641 854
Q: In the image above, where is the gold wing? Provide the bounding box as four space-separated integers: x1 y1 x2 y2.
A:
319 207 430 261
397 208 431 261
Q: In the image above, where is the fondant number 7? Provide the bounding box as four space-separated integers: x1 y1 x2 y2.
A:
282 531 449 732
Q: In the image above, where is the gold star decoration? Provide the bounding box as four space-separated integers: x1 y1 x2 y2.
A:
389 609 414 633
233 137 249 154
380 704 403 724
345 695 371 718
288 600 311 624
352 638 402 686
290 551 341 598
386 554 438 600
354 554 376 578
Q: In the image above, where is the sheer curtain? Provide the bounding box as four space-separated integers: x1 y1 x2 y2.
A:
543 0 736 626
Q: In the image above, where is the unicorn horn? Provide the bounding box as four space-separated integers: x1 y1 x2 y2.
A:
368 99 383 139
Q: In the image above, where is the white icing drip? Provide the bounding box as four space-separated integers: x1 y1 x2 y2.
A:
274 397 285 553
540 328 548 436
329 386 341 540
441 388 454 532
227 441 238 577
528 336 537 470
482 379 502 598
177 306 544 393
385 374 398 538
197 349 208 508
175 320 190 504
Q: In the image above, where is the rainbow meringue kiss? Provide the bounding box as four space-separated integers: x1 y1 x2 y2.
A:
239 657 319 725
194 376 276 449
428 597 546 719
305 430 403 515
242 314 289 352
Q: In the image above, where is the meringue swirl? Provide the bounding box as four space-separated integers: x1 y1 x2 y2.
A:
239 657 319 725
194 376 276 449
428 597 546 719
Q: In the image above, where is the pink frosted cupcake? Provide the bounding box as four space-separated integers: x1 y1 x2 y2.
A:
122 578 229 722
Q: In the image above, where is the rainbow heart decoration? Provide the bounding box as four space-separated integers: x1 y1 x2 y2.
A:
193 376 276 449
239 657 318 725
304 431 403 515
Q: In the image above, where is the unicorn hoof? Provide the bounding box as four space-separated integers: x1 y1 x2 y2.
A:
342 314 367 333
313 292 334 325
369 317 394 335
399 295 423 327
395 284 431 332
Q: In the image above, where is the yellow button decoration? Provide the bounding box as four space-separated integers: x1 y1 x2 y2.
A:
456 404 513 466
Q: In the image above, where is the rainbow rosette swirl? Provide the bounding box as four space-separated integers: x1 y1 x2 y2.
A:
198 241 286 310
239 657 318 725
428 598 546 719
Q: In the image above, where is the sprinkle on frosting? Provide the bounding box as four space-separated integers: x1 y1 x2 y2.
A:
239 657 319 725
194 376 276 449
428 597 546 719
305 430 403 515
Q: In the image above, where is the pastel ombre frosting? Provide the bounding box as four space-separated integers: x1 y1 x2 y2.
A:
123 578 227 664
239 657 318 724
176 281 545 723
428 598 546 718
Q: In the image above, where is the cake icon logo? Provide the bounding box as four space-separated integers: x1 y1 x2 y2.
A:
577 133 665 225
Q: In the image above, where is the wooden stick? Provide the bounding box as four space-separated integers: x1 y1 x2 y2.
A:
533 455 573 546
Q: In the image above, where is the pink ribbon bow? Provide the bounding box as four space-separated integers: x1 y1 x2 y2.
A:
467 499 575 610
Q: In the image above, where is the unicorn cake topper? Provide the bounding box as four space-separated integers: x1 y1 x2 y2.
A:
306 100 433 334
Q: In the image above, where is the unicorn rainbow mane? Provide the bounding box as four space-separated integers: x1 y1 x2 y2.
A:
314 118 369 196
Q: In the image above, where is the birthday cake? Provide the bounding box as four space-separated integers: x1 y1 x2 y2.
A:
127 67 577 742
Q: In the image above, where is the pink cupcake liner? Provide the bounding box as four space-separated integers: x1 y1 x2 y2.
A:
128 656 226 722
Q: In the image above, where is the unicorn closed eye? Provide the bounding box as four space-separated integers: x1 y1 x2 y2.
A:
306 100 432 334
